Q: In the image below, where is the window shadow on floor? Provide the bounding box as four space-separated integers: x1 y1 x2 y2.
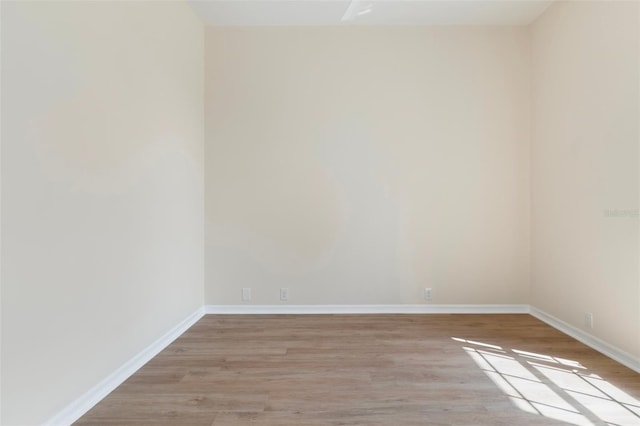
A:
452 337 640 426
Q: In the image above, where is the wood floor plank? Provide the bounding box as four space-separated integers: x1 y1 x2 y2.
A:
75 314 640 425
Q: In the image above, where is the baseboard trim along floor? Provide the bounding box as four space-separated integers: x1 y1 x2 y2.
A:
530 306 640 374
44 307 206 426
46 303 640 425
204 304 530 315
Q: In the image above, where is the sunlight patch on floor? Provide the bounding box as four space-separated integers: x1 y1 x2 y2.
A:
453 337 640 426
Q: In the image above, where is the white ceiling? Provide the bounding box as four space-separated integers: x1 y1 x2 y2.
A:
189 0 553 26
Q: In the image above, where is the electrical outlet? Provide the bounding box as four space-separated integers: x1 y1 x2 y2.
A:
242 288 251 302
280 287 289 302
584 312 593 329
424 288 432 301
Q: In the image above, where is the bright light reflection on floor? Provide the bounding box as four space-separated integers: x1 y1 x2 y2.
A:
454 337 640 426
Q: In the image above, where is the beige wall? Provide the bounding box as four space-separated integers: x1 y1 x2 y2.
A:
2 2 638 423
205 27 531 305
0 1 204 424
531 1 640 357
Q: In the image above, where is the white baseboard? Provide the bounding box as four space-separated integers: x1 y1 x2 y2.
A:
204 304 530 315
44 307 206 426
43 303 639 426
530 306 640 374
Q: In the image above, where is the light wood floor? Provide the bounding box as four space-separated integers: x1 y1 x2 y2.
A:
75 314 640 425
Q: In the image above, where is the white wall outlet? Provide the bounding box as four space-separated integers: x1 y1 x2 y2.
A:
584 312 593 329
280 287 289 302
424 288 432 301
242 288 251 302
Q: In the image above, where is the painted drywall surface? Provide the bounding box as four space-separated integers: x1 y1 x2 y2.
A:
205 27 531 305
0 1 204 424
531 1 640 357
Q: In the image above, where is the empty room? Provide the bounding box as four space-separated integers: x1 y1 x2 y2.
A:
1 0 639 425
